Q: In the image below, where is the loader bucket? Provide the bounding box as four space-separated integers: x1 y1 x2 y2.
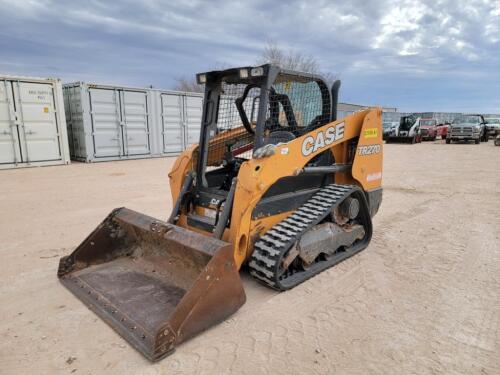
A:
58 208 246 361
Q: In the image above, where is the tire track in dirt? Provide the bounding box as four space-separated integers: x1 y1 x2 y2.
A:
2 144 499 374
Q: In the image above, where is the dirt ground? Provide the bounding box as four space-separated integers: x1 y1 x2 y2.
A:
0 140 499 375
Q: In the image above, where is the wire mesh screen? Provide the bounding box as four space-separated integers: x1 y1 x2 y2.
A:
206 82 259 166
205 75 329 168
264 77 330 138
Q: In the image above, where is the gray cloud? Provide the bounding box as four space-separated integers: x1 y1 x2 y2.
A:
0 0 498 112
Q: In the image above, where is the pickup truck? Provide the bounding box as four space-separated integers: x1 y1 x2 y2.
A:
417 117 449 141
419 118 438 141
383 121 399 140
486 118 500 137
446 114 488 144
436 122 450 139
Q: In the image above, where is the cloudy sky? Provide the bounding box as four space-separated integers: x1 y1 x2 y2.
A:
1 0 499 112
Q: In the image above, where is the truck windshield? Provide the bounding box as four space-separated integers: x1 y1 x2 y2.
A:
486 118 500 124
420 120 434 126
453 116 479 124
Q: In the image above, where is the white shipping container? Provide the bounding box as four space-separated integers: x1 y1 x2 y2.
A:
64 83 204 162
159 91 203 155
0 75 70 169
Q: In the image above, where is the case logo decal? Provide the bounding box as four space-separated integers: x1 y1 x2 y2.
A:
301 122 345 156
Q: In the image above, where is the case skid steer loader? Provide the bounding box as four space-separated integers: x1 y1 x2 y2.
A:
58 65 383 361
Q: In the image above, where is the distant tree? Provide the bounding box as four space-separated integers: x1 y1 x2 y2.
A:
173 62 231 93
173 76 204 93
257 41 337 85
173 43 337 92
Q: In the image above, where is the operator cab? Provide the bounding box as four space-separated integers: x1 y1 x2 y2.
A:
400 114 418 131
195 64 335 191
187 65 340 232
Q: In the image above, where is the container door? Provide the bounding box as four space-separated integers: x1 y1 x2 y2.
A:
0 81 22 164
89 88 122 158
64 86 86 160
161 93 183 153
184 95 202 147
121 90 150 156
63 87 75 157
13 81 61 162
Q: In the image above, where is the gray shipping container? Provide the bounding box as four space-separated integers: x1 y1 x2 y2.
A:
63 83 203 162
0 75 70 169
64 82 158 162
158 91 203 155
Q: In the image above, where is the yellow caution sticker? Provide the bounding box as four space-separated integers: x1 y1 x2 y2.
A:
364 128 378 138
43 107 49 113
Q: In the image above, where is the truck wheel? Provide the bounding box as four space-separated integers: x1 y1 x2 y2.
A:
495 138 500 146
475 139 480 144
446 138 451 144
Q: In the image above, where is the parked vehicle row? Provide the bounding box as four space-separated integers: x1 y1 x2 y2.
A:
383 113 498 145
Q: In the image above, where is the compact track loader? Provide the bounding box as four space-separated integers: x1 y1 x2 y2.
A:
58 64 383 361
385 114 422 144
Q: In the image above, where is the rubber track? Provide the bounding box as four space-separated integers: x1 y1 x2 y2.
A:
249 184 358 290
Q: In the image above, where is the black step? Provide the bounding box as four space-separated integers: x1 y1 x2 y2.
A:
187 213 216 232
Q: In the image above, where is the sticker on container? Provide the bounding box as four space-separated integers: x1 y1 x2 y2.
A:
43 107 49 113
281 147 289 155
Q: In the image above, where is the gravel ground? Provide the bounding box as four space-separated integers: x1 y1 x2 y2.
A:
0 140 499 375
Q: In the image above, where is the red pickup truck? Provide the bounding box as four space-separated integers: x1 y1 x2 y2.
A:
419 118 449 141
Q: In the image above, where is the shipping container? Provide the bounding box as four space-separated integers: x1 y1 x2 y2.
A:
0 75 70 169
63 83 204 162
63 82 159 162
158 91 203 155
